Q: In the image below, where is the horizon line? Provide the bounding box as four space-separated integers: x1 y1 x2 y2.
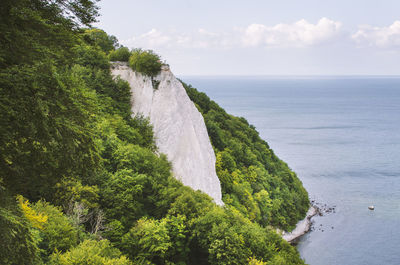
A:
178 74 400 79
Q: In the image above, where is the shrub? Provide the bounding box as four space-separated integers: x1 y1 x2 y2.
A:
49 239 132 265
109 47 131 62
129 49 162 77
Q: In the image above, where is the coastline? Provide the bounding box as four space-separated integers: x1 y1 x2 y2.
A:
282 206 318 243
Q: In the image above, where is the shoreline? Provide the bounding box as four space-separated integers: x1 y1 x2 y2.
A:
282 206 318 243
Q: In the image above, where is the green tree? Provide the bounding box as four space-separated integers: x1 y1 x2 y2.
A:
109 47 131 62
0 0 99 67
32 201 79 258
0 62 100 201
83 29 119 54
54 178 100 212
101 169 149 229
0 189 40 265
121 215 189 264
49 240 132 265
129 49 162 77
122 218 171 264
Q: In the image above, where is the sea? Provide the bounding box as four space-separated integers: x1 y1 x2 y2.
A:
181 76 400 265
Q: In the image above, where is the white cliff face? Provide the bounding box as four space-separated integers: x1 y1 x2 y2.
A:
111 62 223 205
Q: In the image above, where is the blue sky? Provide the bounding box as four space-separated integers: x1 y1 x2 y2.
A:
95 0 400 75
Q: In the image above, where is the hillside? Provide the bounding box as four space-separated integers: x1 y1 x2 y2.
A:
0 1 309 264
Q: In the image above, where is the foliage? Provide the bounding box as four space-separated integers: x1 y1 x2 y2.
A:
129 49 162 77
54 178 100 211
0 1 309 264
122 218 171 263
83 28 119 54
0 0 98 68
190 206 305 265
0 62 100 201
109 47 131 62
100 153 180 232
248 257 267 265
18 195 48 230
32 201 79 257
49 240 132 265
183 82 310 230
0 190 41 265
122 215 189 264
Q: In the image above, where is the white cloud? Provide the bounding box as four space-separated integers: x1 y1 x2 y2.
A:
242 18 342 47
122 29 172 48
352 21 400 48
121 27 237 50
121 18 342 50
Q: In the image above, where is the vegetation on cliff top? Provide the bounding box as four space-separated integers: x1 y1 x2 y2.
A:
0 0 308 264
109 46 163 77
128 49 162 77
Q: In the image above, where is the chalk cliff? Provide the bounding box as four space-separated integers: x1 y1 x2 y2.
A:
111 62 223 205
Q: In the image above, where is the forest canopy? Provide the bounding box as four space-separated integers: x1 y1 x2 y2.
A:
0 0 309 264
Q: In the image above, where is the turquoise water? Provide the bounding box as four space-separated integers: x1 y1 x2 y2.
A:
181 76 400 265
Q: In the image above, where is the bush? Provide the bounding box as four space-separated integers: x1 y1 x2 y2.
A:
32 201 79 256
83 29 119 54
109 47 131 62
49 239 132 265
129 49 162 77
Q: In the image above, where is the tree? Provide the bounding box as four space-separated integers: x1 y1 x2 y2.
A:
49 240 132 265
129 49 162 77
0 189 40 265
83 29 119 54
101 169 149 230
109 47 131 62
32 200 79 258
122 218 171 264
0 62 100 201
0 0 102 201
121 215 189 264
0 0 99 67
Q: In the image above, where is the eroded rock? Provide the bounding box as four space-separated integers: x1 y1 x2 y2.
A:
111 62 223 205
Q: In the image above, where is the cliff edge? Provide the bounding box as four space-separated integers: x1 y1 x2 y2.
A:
111 62 223 205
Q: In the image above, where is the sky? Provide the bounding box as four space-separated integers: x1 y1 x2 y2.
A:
95 0 400 76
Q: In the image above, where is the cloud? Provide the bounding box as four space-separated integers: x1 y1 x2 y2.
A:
121 18 342 50
122 29 172 48
139 29 171 46
121 27 237 50
352 21 400 48
242 18 342 47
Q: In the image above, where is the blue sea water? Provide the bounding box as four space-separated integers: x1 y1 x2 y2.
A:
181 76 400 265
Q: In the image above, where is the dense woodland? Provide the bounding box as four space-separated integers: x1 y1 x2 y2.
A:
0 0 309 264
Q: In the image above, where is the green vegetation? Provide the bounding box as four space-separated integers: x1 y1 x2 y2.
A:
49 240 132 265
109 47 131 62
0 0 308 264
83 28 119 54
183 83 309 230
129 48 163 77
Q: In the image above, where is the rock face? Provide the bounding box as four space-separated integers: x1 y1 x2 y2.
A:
282 206 317 242
111 62 223 205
